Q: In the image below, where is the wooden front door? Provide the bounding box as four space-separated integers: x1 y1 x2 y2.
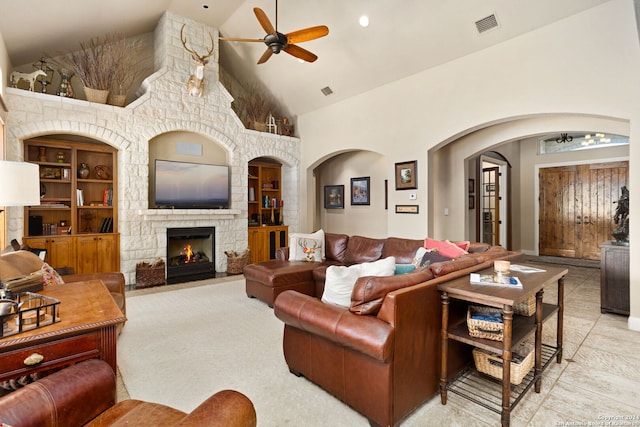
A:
539 161 628 259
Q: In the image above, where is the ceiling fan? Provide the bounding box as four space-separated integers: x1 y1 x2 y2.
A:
219 0 329 64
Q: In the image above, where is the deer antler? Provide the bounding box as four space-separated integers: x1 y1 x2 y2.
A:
180 24 215 63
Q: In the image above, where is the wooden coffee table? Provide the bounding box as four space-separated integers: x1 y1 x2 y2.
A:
438 263 567 427
0 280 126 382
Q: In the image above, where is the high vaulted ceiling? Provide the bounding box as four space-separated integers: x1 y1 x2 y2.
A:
0 0 612 116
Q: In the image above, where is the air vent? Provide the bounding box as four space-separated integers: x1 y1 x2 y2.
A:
475 14 499 34
321 86 333 96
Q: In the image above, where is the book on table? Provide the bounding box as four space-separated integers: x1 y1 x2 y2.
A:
470 273 523 288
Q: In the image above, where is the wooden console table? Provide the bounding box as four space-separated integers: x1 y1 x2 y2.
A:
0 280 126 382
438 264 567 427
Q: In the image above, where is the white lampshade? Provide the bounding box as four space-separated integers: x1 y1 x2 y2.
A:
0 161 41 206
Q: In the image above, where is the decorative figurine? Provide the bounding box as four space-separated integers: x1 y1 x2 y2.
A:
611 185 629 245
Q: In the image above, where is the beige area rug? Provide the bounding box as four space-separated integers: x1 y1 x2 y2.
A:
118 279 503 426
118 279 365 426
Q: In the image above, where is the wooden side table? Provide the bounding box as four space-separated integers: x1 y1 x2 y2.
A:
0 280 126 382
438 264 567 427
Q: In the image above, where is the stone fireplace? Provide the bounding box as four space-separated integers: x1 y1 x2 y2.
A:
3 11 300 284
166 227 215 284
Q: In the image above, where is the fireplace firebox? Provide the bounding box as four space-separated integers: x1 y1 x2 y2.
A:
166 227 215 284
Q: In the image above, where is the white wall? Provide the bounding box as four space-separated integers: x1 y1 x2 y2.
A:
297 0 640 328
315 150 387 237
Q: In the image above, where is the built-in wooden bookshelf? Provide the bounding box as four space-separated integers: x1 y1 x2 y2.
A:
23 137 119 273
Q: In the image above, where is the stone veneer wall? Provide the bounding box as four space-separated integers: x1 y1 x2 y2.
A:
3 12 300 284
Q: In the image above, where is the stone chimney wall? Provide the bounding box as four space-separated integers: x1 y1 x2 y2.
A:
3 12 300 284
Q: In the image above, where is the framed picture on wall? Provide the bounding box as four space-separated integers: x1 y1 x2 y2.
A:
395 160 417 190
468 179 475 194
324 185 344 209
350 177 370 205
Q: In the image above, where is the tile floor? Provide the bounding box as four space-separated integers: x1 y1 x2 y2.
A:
117 263 640 426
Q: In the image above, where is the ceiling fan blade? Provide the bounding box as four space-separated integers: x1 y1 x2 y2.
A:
257 48 274 64
283 44 318 63
286 26 329 44
219 37 265 43
254 7 275 35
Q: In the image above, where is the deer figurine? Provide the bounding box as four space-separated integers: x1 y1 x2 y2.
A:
298 239 320 262
180 24 214 97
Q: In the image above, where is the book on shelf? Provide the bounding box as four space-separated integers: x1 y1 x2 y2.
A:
470 273 523 288
99 217 113 233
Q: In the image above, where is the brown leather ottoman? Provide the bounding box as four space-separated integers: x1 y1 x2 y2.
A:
243 260 322 306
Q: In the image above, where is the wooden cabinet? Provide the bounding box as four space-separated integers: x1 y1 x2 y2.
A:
247 159 287 263
23 235 75 269
23 137 119 272
75 234 120 274
248 225 288 264
248 159 283 227
600 241 630 315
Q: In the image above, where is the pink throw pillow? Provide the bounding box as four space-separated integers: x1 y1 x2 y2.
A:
424 238 468 258
453 241 470 251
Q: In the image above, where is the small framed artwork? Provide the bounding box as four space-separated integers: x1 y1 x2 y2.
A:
350 177 370 205
395 204 419 214
324 185 344 209
468 179 475 194
469 195 475 210
395 160 417 190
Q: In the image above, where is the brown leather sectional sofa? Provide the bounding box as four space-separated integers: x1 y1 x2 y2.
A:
0 359 257 426
245 233 520 427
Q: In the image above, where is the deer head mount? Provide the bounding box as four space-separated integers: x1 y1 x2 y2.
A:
180 24 214 97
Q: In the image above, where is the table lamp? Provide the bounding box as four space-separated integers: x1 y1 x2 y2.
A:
0 160 41 210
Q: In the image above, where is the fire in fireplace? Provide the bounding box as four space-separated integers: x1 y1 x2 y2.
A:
166 227 215 284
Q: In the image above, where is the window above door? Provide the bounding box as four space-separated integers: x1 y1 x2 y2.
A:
539 132 628 154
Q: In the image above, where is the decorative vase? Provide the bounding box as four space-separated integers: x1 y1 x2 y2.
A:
78 163 90 179
38 147 47 162
83 87 109 104
57 68 74 98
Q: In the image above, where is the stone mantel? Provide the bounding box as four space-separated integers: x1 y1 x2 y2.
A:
137 208 241 221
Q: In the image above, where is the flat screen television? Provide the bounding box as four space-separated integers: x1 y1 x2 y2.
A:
154 159 230 209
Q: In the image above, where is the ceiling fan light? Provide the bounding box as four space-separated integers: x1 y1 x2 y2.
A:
359 15 369 27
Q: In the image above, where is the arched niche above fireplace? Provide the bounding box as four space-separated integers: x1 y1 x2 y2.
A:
148 131 229 209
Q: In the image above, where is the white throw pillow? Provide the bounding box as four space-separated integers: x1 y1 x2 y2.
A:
321 264 362 307
321 256 396 308
412 247 428 266
359 256 396 277
289 229 325 262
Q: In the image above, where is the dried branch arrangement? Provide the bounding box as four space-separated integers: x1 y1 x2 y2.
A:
52 33 147 105
55 34 124 90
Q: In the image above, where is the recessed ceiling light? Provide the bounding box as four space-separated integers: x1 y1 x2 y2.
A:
359 15 369 27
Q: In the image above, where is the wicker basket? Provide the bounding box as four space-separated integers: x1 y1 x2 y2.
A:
226 250 250 275
467 305 504 341
514 294 536 316
473 342 534 385
135 261 165 288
